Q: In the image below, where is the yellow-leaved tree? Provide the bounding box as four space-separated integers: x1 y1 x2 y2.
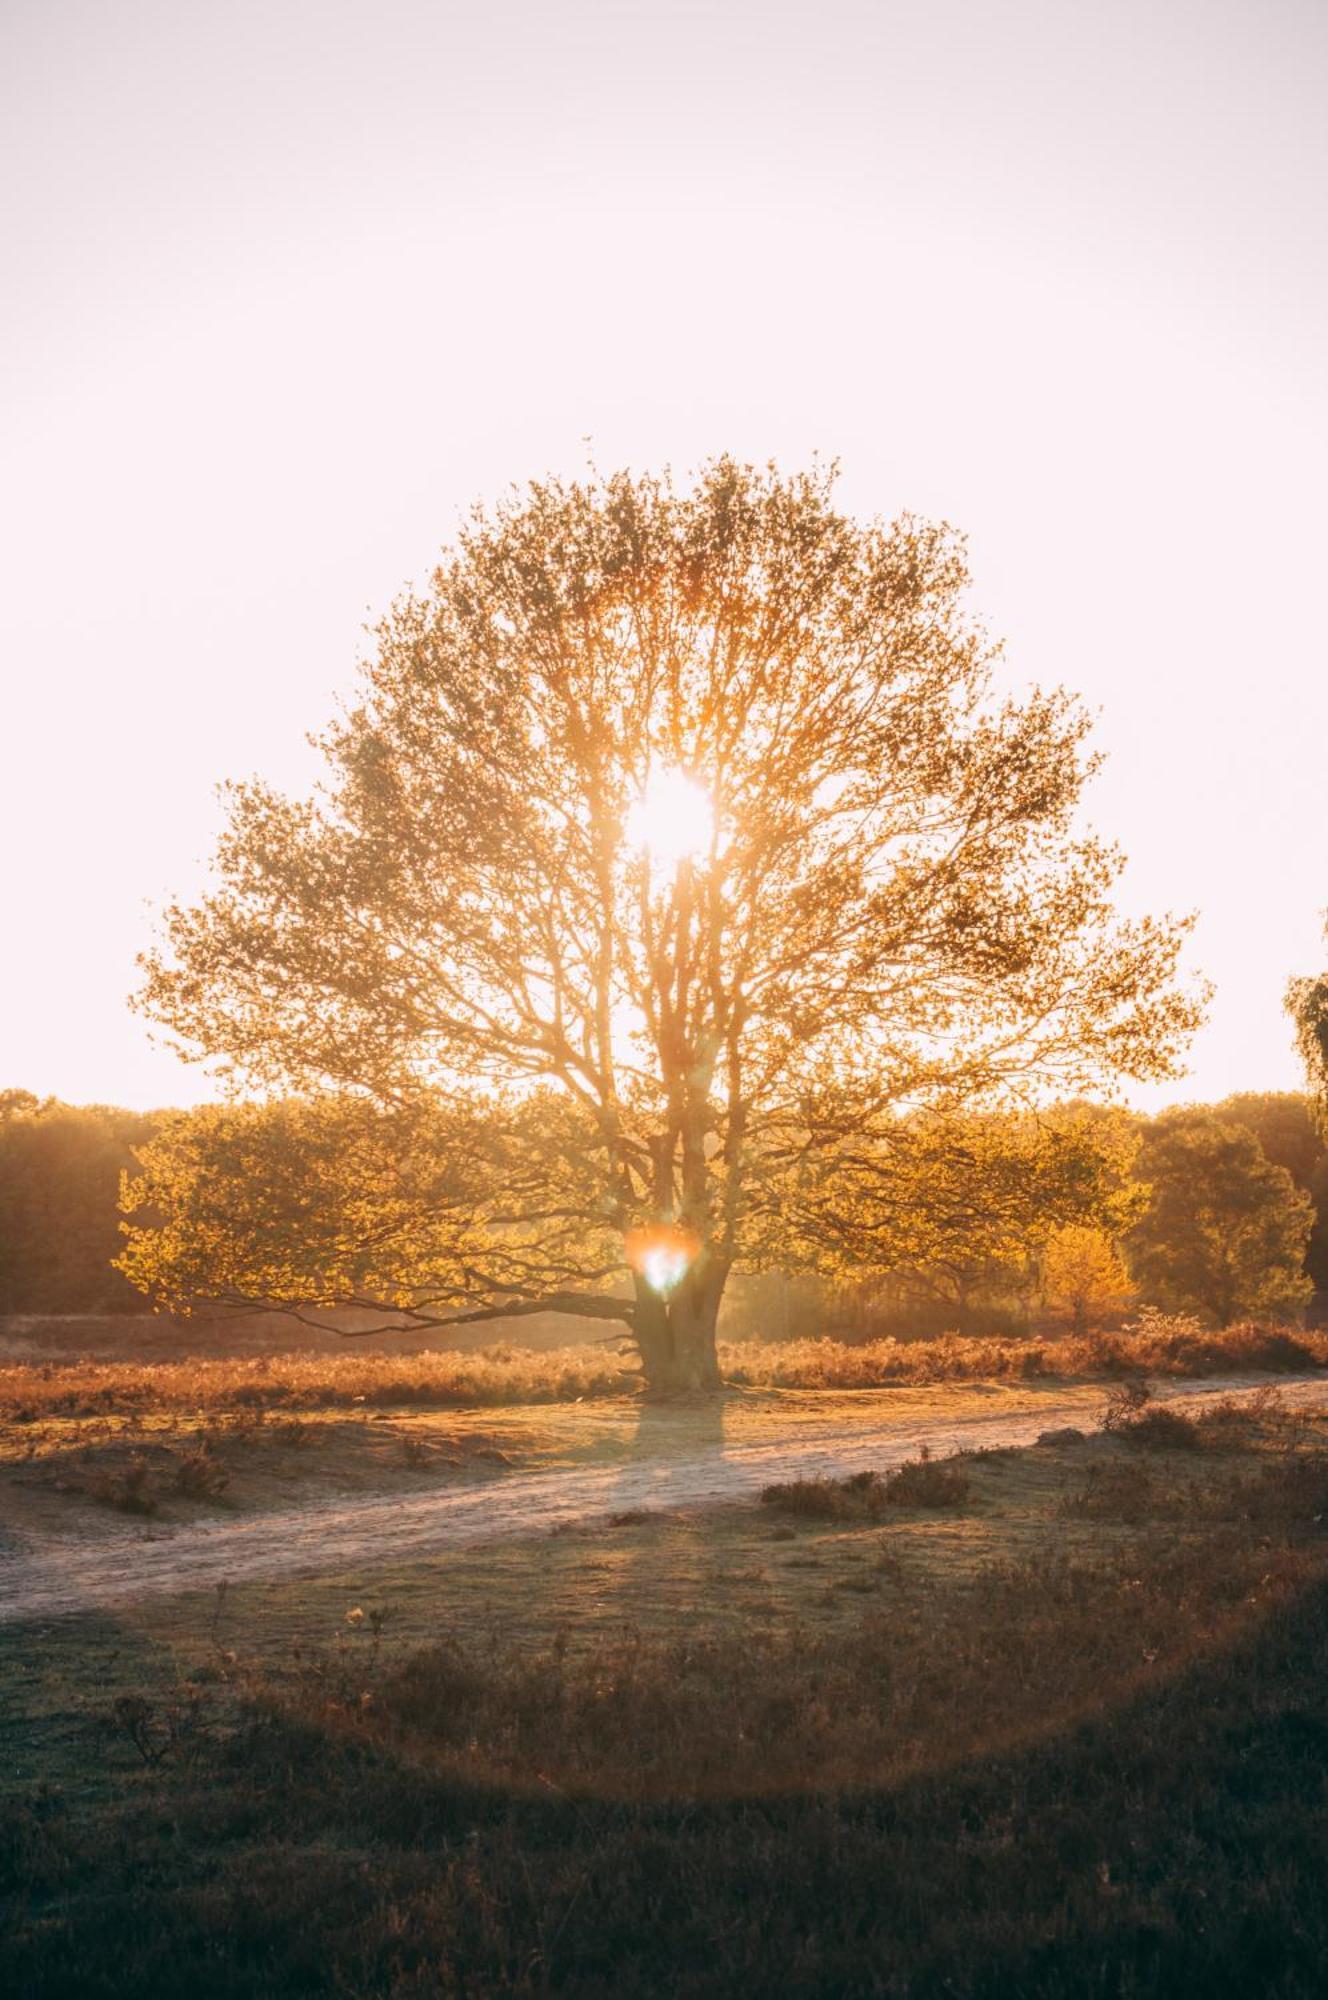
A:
127 460 1202 1394
1041 1224 1135 1332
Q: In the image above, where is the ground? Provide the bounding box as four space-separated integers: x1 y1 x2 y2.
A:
5 1355 1328 1995
4 1373 1322 1622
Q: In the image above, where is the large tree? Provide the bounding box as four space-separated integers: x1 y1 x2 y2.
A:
1286 929 1328 1298
120 1094 1137 1352
134 460 1200 1392
1212 1091 1324 1193
1289 928 1328 1126
1125 1110 1313 1326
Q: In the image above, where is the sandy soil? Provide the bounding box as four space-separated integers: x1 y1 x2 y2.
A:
3 1373 1325 1625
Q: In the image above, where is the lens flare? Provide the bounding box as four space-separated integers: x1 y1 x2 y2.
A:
640 1243 692 1293
625 1223 700 1295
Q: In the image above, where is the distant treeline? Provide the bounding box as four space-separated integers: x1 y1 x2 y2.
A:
1 1086 1327 1329
0 1091 159 1313
757 1091 1328 1341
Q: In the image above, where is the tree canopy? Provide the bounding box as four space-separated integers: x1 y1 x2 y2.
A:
1212 1092 1325 1192
121 1095 1137 1341
0 1093 159 1314
1289 923 1328 1132
1041 1224 1135 1332
133 459 1202 1391
1125 1110 1313 1326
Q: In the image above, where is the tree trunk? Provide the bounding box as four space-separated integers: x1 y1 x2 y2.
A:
633 1259 726 1396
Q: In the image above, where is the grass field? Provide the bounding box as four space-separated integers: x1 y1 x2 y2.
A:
5 1383 1328 1996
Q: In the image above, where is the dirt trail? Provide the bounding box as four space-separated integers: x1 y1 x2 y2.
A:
3 1375 1325 1625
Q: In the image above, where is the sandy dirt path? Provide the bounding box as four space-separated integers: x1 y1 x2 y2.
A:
3 1374 1325 1625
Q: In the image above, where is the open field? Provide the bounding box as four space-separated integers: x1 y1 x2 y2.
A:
5 1383 1328 1995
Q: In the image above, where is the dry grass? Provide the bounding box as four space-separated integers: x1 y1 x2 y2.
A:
723 1316 1328 1390
8 1413 1328 1996
0 1342 639 1421
1 1316 1322 1424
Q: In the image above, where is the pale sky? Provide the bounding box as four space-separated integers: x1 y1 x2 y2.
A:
3 0 1326 1111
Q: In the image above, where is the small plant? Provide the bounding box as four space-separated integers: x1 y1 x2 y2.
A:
760 1472 889 1520
1198 1387 1288 1443
1102 1377 1153 1431
761 1456 972 1519
109 1694 171 1765
1235 1452 1328 1528
107 1685 211 1766
344 1603 393 1673
1101 1377 1201 1450
1123 1406 1202 1451
881 1450 971 1509
89 1454 158 1515
274 1418 318 1448
172 1443 230 1499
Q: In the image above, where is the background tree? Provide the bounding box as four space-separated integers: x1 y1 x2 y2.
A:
1125 1110 1313 1326
1285 934 1328 1301
1212 1092 1324 1193
133 459 1201 1393
1214 1089 1328 1296
1307 1163 1328 1303
752 1103 1140 1331
1041 1224 1134 1332
0 1095 160 1314
1288 921 1328 1123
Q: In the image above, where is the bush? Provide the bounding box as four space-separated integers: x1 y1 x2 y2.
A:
881 1450 972 1508
1100 1377 1201 1450
1237 1452 1328 1528
171 1444 230 1499
1123 1407 1203 1451
2 1313 1323 1427
760 1470 889 1520
1101 1377 1153 1430
88 1454 158 1514
760 1455 972 1519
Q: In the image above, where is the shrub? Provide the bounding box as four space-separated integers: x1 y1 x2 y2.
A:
761 1456 972 1519
88 1454 158 1514
3 1313 1323 1427
1101 1377 1153 1431
1237 1452 1328 1528
172 1444 230 1499
1123 1407 1203 1451
881 1450 972 1508
760 1471 888 1520
1100 1377 1201 1450
1197 1387 1288 1441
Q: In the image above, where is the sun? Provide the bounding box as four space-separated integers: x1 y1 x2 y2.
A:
625 768 714 871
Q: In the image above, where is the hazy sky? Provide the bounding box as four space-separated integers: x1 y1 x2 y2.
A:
3 0 1326 1110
